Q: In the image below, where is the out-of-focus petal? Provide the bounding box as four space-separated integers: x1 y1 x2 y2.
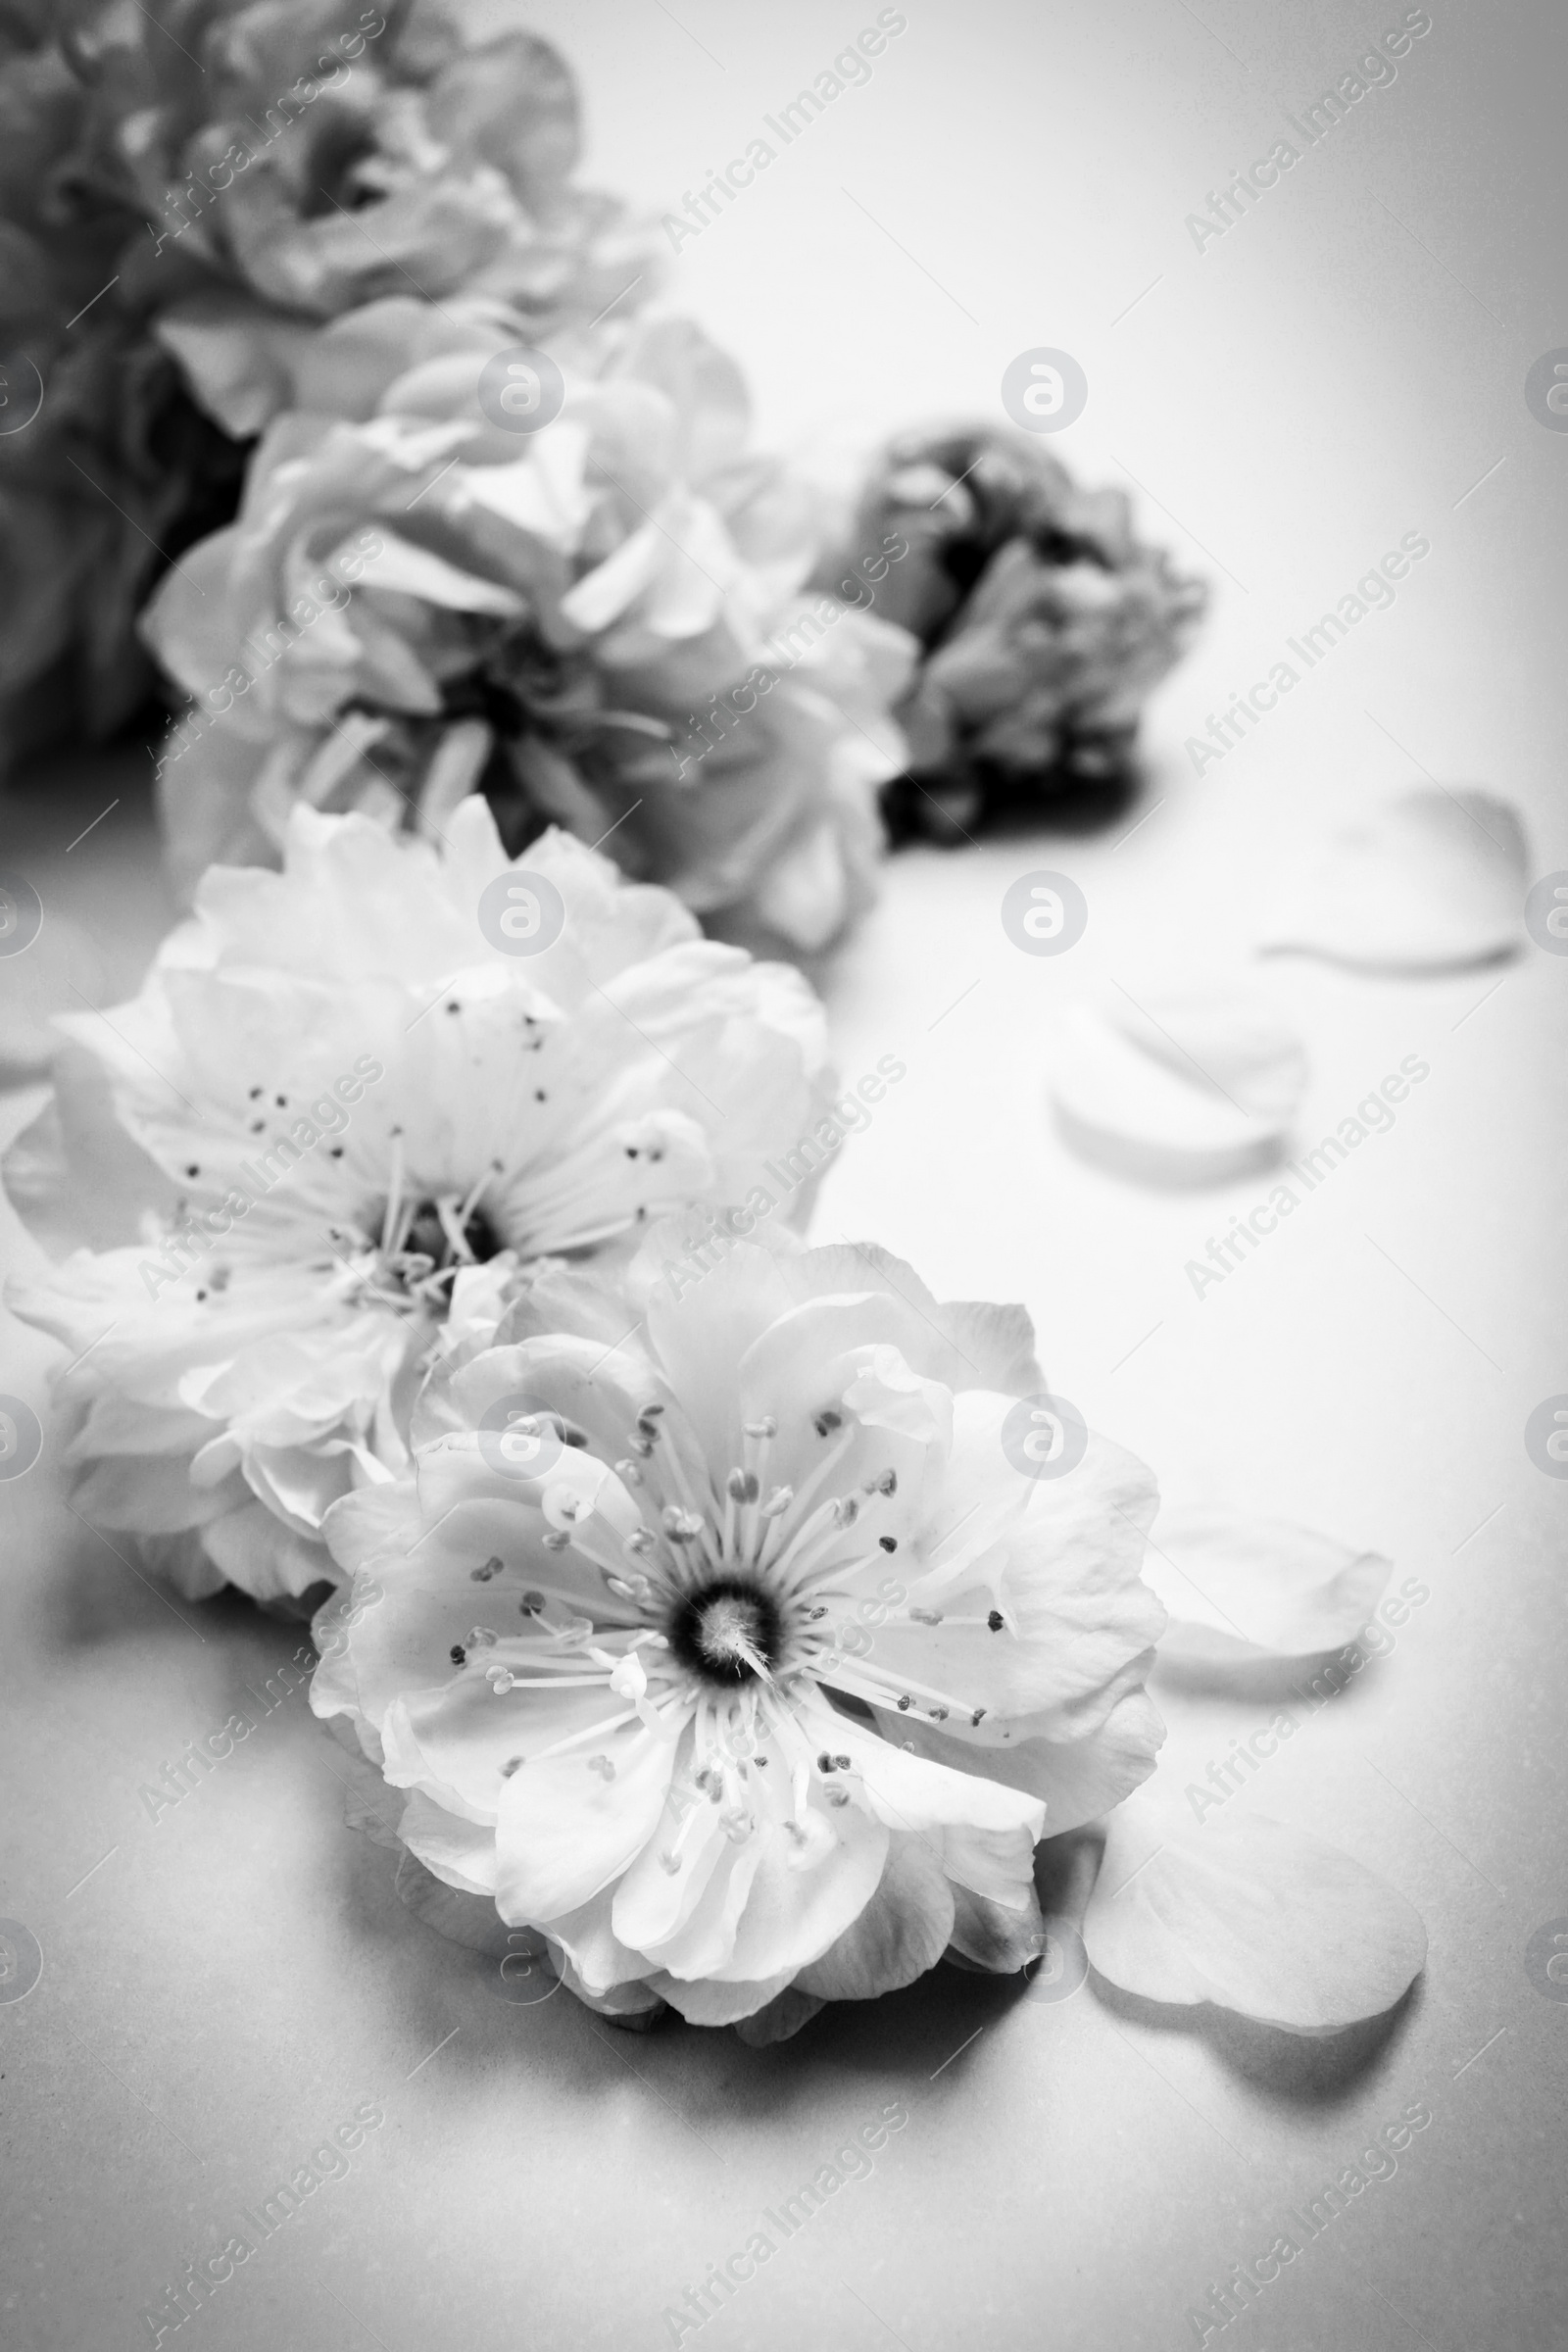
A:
1051 986 1308 1188
1263 788 1529 972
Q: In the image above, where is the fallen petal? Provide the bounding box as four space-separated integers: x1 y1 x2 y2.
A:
1147 1506 1392 1665
1263 788 1528 972
1051 985 1307 1187
1083 1807 1427 2033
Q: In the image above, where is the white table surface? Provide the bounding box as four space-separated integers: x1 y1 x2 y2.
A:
3 2 1566 2347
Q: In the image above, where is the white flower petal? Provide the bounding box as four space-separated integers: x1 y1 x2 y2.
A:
494 1715 683 1921
712 1806 890 1985
1146 1506 1392 1665
1263 788 1528 972
732 1986 826 2044
645 1966 799 2028
948 1882 1045 1973
793 1833 956 2000
395 1803 503 1909
1051 986 1307 1187
1083 1806 1427 2033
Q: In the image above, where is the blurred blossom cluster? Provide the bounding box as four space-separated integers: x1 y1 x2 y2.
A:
0 6 1207 949
834 425 1208 840
145 315 911 956
0 0 656 757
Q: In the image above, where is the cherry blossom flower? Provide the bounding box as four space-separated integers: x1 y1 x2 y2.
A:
835 425 1206 840
144 314 911 955
311 1226 1168 2030
313 1225 1431 2039
0 1 653 756
5 801 831 1605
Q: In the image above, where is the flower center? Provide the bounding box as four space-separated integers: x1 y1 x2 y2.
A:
668 1579 783 1687
401 1197 503 1273
344 1180 508 1320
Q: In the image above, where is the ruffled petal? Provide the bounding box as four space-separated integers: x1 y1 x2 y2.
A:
873 1686 1165 1838
494 1714 685 1922
948 1882 1046 1973
793 1833 955 2000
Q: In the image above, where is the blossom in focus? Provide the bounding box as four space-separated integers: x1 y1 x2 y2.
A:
5 801 832 1605
144 317 912 954
832 425 1207 838
310 1226 1168 2031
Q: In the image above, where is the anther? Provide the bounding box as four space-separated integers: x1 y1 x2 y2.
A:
726 1468 760 1503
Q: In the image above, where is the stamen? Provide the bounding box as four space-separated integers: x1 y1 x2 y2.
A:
381 1132 406 1255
